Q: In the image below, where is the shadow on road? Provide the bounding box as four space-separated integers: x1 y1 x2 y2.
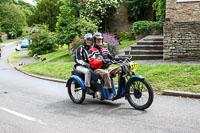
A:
45 98 147 117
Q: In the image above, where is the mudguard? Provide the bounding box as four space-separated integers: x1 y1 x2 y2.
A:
125 75 145 89
66 75 87 90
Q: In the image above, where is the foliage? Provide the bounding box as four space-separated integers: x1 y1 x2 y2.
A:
0 0 14 4
80 0 122 27
120 32 133 40
124 0 155 21
0 37 2 43
56 0 82 45
0 3 26 37
56 17 97 46
103 33 119 55
70 36 84 54
132 21 163 35
29 25 58 55
28 0 62 31
152 0 166 22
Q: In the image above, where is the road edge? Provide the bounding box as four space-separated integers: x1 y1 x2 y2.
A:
7 59 66 83
162 90 200 99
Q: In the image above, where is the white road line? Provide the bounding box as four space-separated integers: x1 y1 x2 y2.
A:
0 107 46 125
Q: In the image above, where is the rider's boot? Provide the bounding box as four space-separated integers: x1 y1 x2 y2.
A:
87 87 94 94
108 89 114 100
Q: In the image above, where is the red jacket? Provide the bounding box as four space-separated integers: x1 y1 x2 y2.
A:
88 47 111 69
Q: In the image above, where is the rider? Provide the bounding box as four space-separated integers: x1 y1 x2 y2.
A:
75 33 94 93
88 32 122 99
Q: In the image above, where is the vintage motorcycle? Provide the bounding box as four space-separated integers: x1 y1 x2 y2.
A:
66 59 154 110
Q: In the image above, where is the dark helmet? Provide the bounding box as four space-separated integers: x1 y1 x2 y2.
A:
93 32 103 47
84 33 93 43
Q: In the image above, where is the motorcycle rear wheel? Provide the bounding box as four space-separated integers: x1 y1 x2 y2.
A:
126 78 154 110
67 79 86 104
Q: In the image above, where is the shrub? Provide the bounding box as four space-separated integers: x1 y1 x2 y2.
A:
120 32 133 40
29 25 58 55
0 36 2 43
103 33 119 56
56 19 98 46
132 21 163 35
70 36 84 55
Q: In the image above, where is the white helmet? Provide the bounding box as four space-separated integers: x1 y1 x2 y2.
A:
84 33 93 42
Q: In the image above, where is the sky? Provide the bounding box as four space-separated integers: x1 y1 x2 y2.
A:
23 0 36 5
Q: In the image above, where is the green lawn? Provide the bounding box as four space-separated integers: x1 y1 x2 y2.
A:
19 63 200 93
8 51 23 62
119 39 136 49
0 45 4 48
27 45 74 62
19 62 75 80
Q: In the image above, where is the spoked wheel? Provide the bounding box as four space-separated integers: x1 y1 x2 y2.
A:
126 78 154 110
67 79 86 104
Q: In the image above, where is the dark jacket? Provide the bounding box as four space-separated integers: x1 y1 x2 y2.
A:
75 43 91 65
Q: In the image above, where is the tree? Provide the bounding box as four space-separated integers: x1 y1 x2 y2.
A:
0 3 26 37
80 0 121 28
28 0 62 31
124 0 155 21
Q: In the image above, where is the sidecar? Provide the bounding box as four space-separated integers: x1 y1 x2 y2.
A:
66 64 117 104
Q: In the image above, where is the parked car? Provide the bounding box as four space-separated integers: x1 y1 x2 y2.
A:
21 38 29 48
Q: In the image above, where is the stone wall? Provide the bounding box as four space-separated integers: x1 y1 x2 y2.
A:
175 1 200 21
164 21 200 60
166 0 176 22
166 0 200 22
104 4 154 33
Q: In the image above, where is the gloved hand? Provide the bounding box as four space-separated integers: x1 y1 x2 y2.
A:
85 63 91 68
103 58 111 64
121 57 131 62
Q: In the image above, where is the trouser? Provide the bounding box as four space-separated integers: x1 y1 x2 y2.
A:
94 67 122 89
76 65 91 87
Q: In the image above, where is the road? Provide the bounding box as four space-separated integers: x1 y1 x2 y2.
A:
0 42 200 133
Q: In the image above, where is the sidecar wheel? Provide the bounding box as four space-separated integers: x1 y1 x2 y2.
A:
67 79 86 104
126 78 154 110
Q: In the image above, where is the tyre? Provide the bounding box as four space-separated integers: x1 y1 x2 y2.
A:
67 79 86 104
126 78 154 110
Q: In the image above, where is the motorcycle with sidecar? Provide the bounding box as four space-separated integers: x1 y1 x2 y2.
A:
66 59 154 110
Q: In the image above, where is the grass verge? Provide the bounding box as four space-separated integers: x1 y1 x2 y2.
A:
119 39 136 49
0 45 4 48
27 45 74 62
8 51 23 62
18 63 200 93
19 62 75 80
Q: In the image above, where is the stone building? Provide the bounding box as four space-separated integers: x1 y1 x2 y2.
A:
164 0 200 60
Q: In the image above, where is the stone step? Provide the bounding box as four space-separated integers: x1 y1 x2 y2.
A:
125 50 163 55
120 55 163 60
137 41 163 45
143 38 163 41
131 45 163 50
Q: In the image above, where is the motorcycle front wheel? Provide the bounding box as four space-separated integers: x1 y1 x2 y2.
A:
126 78 154 110
67 79 86 104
